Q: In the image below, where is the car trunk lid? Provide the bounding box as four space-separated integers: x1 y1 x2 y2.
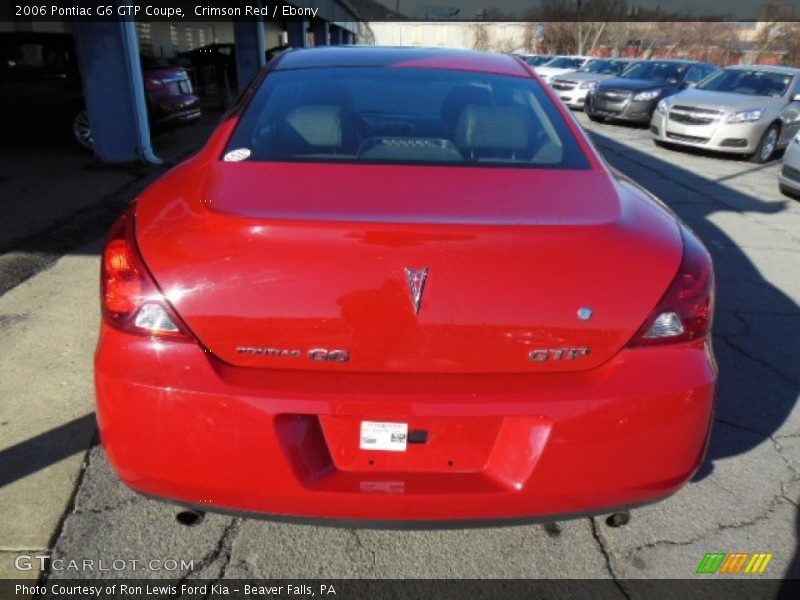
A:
135 161 682 374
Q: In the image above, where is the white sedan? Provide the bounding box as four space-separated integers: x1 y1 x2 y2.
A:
534 55 592 84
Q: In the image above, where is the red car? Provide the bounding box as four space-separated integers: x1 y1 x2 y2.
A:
95 47 716 525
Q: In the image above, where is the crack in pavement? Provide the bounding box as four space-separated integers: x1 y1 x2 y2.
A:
714 418 800 499
717 335 798 386
589 518 633 600
622 421 800 559
348 529 378 572
172 517 242 599
40 429 97 585
70 496 142 517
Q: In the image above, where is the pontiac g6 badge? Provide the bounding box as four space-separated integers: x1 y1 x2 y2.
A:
405 267 428 314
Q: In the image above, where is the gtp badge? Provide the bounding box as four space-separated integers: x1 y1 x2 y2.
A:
405 268 428 314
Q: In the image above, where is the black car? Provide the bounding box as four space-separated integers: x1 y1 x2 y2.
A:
585 60 718 124
0 31 201 151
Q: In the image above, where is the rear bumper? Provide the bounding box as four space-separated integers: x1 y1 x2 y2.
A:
650 111 765 154
95 326 716 523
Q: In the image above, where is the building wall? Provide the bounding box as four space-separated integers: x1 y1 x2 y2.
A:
136 22 235 58
369 22 531 52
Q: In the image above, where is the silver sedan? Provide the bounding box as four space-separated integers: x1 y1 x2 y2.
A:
779 132 800 198
650 65 800 163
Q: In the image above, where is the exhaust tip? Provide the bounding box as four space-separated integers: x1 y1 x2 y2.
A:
605 512 631 528
176 509 205 527
543 522 562 537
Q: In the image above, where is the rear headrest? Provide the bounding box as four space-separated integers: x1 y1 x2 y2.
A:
455 105 528 151
441 85 492 122
284 105 342 148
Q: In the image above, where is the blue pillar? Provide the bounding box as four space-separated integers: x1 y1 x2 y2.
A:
234 20 266 93
312 21 330 47
287 20 309 48
72 19 158 164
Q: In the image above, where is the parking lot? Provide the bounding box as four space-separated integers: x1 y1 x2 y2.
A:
1 109 798 584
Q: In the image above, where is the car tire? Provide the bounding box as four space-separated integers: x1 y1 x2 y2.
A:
653 139 675 150
587 113 605 123
71 109 94 152
750 124 779 164
780 183 800 200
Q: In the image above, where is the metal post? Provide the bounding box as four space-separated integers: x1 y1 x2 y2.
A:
72 19 160 164
234 19 266 94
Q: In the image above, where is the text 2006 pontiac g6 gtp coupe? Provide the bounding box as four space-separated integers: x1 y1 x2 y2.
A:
95 47 716 525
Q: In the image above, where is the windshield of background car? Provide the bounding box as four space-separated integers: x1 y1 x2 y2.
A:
525 55 553 66
580 59 629 75
543 57 584 69
697 69 793 97
621 61 688 83
225 67 591 169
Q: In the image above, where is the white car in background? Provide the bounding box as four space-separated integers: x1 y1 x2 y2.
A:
534 56 592 84
779 132 800 198
551 58 642 109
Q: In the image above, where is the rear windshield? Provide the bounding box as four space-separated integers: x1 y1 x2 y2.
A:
225 66 590 169
543 57 585 69
697 69 793 97
523 55 553 66
621 61 688 83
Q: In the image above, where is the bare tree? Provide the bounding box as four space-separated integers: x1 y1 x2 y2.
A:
751 17 800 64
537 0 629 54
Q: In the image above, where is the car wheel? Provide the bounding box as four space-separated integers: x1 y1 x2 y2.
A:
653 139 674 150
587 113 605 123
750 124 779 164
72 109 94 152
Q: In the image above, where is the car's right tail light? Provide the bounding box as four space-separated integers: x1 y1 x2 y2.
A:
629 228 714 347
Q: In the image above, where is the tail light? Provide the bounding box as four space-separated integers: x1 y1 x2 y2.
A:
629 228 714 347
144 78 165 91
101 210 194 342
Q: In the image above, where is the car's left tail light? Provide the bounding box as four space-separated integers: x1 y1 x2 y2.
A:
101 210 194 342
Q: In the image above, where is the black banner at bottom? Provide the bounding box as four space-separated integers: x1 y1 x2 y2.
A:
2 579 799 600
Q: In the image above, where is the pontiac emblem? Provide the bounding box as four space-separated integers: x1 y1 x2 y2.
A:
405 267 428 314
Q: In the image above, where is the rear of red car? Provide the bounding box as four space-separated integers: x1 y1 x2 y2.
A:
95 48 715 524
142 66 201 126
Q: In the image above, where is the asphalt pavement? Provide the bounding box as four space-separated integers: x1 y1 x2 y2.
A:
1 112 798 584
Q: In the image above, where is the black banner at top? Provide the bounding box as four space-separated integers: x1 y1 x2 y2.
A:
2 0 800 22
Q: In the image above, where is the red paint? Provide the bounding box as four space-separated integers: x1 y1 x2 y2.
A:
95 48 717 523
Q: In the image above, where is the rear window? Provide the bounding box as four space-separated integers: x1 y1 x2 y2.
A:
224 67 590 169
543 57 585 69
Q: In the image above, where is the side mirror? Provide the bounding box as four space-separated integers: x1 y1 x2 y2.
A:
792 93 800 102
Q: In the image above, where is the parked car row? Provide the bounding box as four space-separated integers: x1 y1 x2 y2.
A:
0 31 202 152
517 53 800 195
